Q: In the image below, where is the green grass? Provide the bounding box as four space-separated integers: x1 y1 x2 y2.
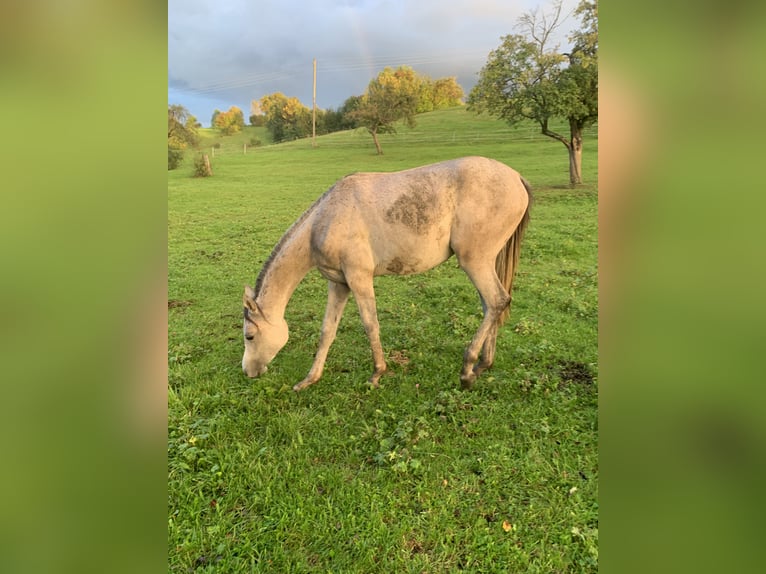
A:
195 125 273 157
168 107 597 572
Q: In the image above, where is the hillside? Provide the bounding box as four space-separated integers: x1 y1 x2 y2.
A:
196 124 273 154
175 107 597 189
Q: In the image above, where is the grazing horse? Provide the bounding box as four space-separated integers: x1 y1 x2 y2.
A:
242 156 531 391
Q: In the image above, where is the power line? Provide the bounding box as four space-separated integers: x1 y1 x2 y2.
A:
174 49 492 96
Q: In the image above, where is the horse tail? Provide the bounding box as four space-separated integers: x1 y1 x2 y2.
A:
496 176 532 326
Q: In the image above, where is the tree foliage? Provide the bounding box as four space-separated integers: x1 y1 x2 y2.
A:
257 93 312 142
562 0 598 125
416 76 465 113
468 0 597 185
349 66 421 155
432 77 465 109
213 106 245 136
168 104 200 170
251 73 462 148
249 100 265 126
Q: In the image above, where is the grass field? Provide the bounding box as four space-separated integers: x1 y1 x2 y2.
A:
168 107 597 572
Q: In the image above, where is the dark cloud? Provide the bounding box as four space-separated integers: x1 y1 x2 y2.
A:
169 0 579 125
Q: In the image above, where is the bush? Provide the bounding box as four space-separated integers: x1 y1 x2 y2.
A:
192 154 212 177
168 148 184 170
249 137 262 147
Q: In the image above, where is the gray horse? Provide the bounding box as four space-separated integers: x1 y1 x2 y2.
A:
242 156 531 391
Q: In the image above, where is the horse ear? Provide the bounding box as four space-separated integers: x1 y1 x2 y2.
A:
243 286 257 310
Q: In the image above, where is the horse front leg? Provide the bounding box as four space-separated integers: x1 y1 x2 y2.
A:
293 281 350 391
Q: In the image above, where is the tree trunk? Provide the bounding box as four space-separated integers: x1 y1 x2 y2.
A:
568 119 584 186
203 154 212 176
371 129 383 155
541 119 585 187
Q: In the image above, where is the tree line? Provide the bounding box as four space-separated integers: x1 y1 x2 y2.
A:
248 67 464 151
169 0 596 185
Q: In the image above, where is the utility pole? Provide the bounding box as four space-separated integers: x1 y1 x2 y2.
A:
312 58 317 148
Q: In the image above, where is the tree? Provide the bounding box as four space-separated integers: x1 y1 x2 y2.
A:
349 66 420 155
416 79 434 113
468 0 598 185
316 107 351 135
214 106 245 135
562 1 598 180
258 93 312 142
432 77 465 109
249 100 266 126
416 76 465 112
168 104 199 169
339 95 364 128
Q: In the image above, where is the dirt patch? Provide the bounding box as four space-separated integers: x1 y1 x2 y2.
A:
168 299 192 309
388 349 410 368
557 360 594 386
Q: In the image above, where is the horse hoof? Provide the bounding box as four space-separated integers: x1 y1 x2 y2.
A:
460 374 476 390
293 380 312 392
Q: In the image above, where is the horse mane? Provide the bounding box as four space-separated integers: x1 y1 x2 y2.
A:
253 185 335 298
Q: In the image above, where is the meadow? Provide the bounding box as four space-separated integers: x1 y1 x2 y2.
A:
168 107 598 572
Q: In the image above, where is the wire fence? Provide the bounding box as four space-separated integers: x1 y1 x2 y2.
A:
203 123 597 156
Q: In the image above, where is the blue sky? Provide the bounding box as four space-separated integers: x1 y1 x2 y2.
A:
169 0 579 126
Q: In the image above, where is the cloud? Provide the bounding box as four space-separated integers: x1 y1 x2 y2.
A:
169 0 580 125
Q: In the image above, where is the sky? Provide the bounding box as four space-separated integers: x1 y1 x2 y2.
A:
169 0 580 127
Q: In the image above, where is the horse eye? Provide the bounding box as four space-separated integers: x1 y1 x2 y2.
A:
245 334 254 341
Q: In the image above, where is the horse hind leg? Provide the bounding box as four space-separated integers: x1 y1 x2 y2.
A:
474 319 499 378
458 262 510 389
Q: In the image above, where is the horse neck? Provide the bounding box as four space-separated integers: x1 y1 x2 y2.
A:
255 216 314 321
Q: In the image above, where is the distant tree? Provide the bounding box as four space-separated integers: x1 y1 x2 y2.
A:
412 74 464 113
468 0 597 185
432 77 465 108
316 96 364 134
259 93 288 141
249 100 266 126
339 95 364 128
317 108 339 134
416 78 434 113
168 104 199 169
214 106 245 135
282 97 312 140
259 93 311 142
211 109 220 128
349 66 420 155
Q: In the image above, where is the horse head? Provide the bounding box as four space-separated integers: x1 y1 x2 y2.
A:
242 285 288 378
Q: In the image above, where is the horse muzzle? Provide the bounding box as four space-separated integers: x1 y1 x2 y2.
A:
242 360 268 378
